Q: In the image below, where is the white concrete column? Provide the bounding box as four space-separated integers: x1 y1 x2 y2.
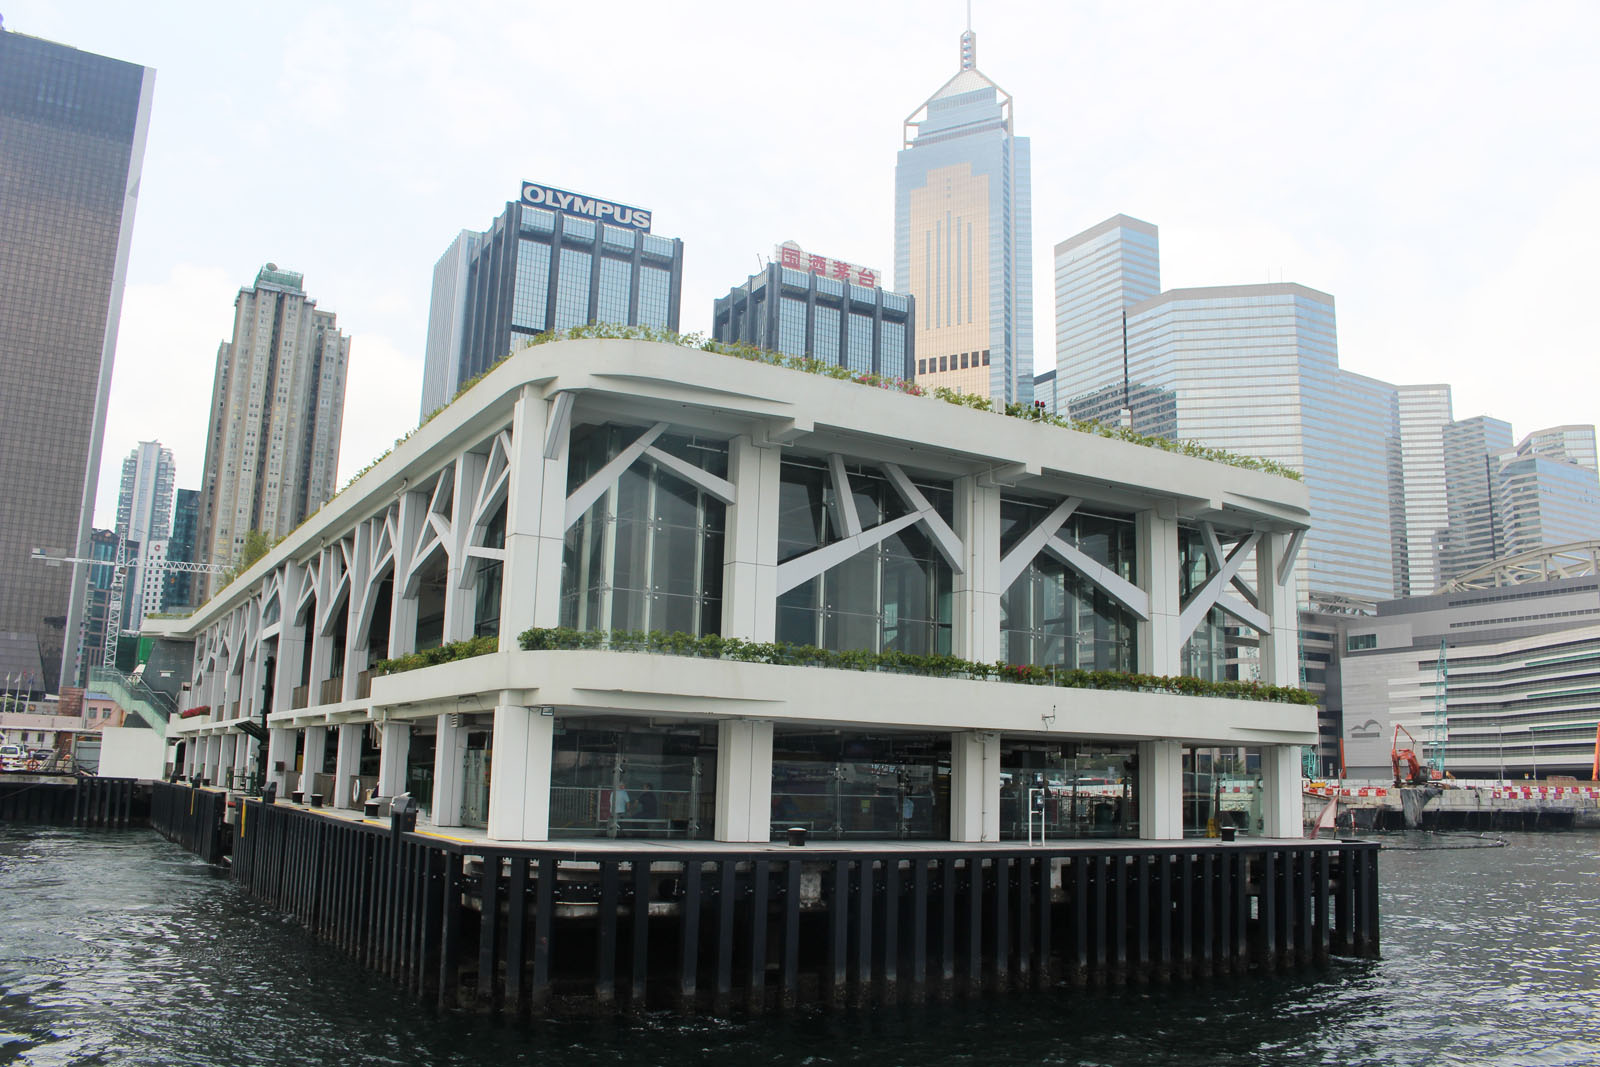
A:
218 734 238 788
343 523 373 702
949 731 1000 842
1136 505 1182 676
308 554 335 706
1254 531 1301 686
299 725 327 796
486 701 554 842
390 492 425 657
265 727 294 796
501 387 572 638
432 712 468 827
183 736 198 776
714 719 774 841
721 436 782 641
1138 740 1184 840
1260 744 1304 839
332 723 364 809
376 721 411 799
205 736 223 784
952 476 1003 664
442 451 487 644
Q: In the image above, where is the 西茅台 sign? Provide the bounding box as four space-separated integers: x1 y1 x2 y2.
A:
520 181 652 233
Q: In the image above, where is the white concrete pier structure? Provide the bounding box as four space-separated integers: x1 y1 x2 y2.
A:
156 337 1313 845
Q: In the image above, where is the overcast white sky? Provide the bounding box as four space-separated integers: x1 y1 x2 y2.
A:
9 1 1599 527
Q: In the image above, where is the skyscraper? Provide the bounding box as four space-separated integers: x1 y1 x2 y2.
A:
712 242 914 379
1438 416 1513 584
0 27 155 691
163 488 201 612
116 440 175 629
1395 384 1454 597
894 27 1032 406
420 181 684 417
1051 215 1160 411
198 265 350 590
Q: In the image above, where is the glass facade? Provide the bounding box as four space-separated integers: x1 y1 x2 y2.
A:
560 425 727 636
998 496 1138 671
770 729 950 840
997 740 1139 839
1182 746 1262 837
775 456 952 654
548 719 718 840
511 240 551 331
1178 526 1233 681
0 31 152 689
712 264 915 379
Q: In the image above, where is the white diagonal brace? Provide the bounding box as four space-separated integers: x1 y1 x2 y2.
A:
543 391 574 460
775 512 922 596
1178 532 1261 640
1202 521 1258 605
1276 527 1307 588
1215 592 1272 632
564 422 668 530
997 496 1080 591
1042 534 1150 620
882 463 965 574
828 454 863 538
644 446 737 504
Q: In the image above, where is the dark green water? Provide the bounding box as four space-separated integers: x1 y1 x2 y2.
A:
1 827 1595 1066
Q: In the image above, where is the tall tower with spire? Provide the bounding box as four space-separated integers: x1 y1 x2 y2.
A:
894 23 1033 405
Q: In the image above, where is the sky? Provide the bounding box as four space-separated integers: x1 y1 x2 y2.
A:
8 0 1599 528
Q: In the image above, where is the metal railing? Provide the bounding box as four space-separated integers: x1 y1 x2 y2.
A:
87 666 177 736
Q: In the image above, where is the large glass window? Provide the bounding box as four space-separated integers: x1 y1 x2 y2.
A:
472 502 506 638
596 256 632 324
561 425 727 636
812 304 840 365
553 247 592 331
998 740 1139 840
880 320 907 379
548 719 717 839
778 296 807 356
511 239 551 331
770 729 949 840
1182 746 1262 837
775 456 952 655
638 266 671 328
846 313 873 373
1179 526 1248 680
998 497 1138 672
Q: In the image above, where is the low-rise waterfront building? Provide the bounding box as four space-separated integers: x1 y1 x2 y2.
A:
156 335 1315 844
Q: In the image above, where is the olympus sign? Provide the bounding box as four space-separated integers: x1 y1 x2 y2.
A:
520 181 652 233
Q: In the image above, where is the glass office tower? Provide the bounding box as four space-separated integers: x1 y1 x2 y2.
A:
894 29 1032 406
1049 214 1161 415
421 187 684 417
0 27 155 689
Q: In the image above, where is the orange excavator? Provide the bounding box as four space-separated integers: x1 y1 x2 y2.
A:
1391 724 1432 786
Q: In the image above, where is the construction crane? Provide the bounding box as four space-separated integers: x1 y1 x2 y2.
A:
30 546 225 675
1431 638 1449 777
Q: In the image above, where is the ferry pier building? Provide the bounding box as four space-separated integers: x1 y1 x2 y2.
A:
161 336 1315 846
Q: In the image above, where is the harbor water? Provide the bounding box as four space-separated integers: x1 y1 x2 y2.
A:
1 826 1595 1066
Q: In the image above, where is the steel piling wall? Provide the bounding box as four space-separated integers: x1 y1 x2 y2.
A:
152 788 1381 1016
0 776 141 827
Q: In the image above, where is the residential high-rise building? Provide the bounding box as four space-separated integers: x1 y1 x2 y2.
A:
198 265 350 592
713 242 914 379
162 488 200 612
0 27 154 690
420 181 684 417
1395 384 1454 597
115 439 175 628
1438 416 1513 584
894 27 1032 405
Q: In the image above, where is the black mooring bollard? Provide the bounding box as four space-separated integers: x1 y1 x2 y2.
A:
786 826 807 847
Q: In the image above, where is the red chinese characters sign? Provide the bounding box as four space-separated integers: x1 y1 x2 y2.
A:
777 243 877 288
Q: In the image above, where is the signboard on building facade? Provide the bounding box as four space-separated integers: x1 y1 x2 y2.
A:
520 181 652 232
776 241 878 288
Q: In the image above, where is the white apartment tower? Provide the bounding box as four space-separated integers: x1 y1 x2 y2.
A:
198 265 350 591
115 439 175 629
